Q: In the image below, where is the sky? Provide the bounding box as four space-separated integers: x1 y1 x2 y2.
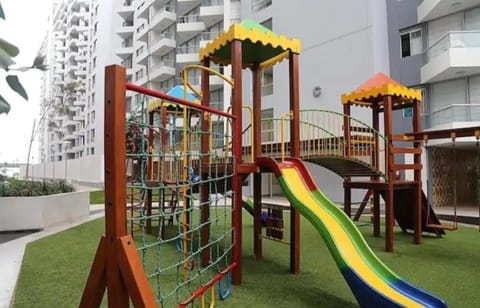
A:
0 0 52 164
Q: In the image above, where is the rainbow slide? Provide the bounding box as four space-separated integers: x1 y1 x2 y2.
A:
257 157 447 308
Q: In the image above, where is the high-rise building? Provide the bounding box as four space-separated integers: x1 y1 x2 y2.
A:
129 0 241 112
386 0 480 208
36 0 121 185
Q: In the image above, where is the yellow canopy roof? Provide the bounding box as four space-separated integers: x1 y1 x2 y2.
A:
199 19 301 68
341 72 422 107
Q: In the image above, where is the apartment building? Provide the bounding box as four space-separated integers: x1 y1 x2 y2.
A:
35 0 121 185
130 0 241 111
241 0 390 201
387 0 480 208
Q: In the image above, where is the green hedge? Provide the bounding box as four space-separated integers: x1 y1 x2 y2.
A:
0 176 74 197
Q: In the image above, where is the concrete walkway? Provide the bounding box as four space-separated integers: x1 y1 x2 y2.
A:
0 205 105 308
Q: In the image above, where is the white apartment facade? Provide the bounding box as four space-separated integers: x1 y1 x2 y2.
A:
418 0 480 207
241 0 391 201
33 0 121 185
130 0 241 112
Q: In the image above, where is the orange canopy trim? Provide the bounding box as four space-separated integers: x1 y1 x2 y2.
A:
341 72 422 105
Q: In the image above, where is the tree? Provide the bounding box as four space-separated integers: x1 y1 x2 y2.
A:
0 1 48 114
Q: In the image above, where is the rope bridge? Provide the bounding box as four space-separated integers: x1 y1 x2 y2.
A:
241 109 387 178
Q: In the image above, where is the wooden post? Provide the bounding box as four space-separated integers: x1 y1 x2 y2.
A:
373 191 380 237
146 112 154 235
231 40 243 284
289 52 300 274
201 58 211 266
343 103 352 217
383 95 395 252
80 65 156 307
253 65 263 260
412 99 422 244
372 105 380 237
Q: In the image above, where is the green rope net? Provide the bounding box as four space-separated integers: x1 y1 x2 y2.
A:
125 94 235 307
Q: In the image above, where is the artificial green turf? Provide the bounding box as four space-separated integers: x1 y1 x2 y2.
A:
13 213 480 308
89 189 164 205
89 190 105 204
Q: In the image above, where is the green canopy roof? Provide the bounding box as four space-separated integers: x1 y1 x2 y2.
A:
199 19 301 68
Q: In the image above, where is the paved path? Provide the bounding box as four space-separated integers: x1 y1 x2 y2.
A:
0 205 105 308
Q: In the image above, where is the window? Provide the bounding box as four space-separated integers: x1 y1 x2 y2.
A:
400 28 422 57
261 18 273 96
261 67 273 96
210 89 224 111
212 121 224 148
261 108 274 142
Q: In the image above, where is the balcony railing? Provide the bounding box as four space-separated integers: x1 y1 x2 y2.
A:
252 0 271 12
202 0 223 6
177 45 199 54
425 31 480 63
151 59 175 72
423 104 480 128
178 14 202 23
151 31 175 45
201 31 221 41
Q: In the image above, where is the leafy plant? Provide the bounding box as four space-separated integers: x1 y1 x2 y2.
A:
0 1 48 114
0 176 74 197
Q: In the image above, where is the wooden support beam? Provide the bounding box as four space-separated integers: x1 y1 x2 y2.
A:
391 147 422 154
392 163 422 171
289 52 300 275
200 58 211 267
253 65 263 260
231 40 243 285
80 65 156 307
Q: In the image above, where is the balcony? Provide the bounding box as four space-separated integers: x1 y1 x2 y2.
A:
75 53 88 62
136 45 149 65
177 0 201 16
176 45 199 64
117 21 135 38
136 23 149 42
209 75 224 90
422 104 480 129
63 119 77 128
74 67 87 77
177 15 205 44
137 0 153 19
117 41 135 59
417 0 479 22
251 0 272 12
118 0 135 19
421 31 480 83
150 5 176 31
149 60 176 82
200 31 221 48
200 0 224 27
73 114 85 121
150 32 176 56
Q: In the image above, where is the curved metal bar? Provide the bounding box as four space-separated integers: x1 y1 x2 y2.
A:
218 271 232 300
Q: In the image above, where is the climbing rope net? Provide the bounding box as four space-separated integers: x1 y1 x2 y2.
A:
125 86 236 307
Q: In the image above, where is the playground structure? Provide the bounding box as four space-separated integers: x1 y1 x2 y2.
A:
80 19 480 307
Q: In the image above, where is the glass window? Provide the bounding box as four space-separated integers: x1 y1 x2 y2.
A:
400 28 422 57
261 108 274 142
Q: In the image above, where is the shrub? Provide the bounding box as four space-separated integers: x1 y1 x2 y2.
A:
0 177 74 197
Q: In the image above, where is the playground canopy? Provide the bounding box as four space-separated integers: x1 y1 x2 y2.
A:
199 19 301 68
341 72 422 107
147 85 200 113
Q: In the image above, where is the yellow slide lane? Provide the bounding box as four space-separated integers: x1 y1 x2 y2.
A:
282 167 422 307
